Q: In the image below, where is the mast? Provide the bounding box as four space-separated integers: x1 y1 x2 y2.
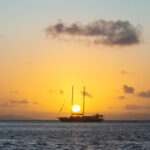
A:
71 86 73 116
83 86 85 116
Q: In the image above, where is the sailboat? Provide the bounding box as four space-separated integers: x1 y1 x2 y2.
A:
59 86 104 122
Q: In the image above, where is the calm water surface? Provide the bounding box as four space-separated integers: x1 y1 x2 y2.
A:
0 120 150 150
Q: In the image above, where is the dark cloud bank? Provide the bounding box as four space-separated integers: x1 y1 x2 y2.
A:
45 19 140 46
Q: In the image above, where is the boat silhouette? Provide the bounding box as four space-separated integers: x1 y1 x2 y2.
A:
59 86 104 122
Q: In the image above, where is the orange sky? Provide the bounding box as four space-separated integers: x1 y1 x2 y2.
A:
1 0 150 120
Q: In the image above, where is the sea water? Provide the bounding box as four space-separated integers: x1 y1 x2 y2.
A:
0 120 150 150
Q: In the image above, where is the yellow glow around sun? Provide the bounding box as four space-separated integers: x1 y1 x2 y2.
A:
72 105 80 112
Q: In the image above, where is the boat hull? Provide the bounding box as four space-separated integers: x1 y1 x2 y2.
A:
59 115 104 122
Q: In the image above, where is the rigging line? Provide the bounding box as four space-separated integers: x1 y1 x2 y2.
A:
58 97 67 114
56 87 71 117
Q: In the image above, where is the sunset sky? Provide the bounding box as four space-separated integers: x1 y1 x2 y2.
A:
0 0 150 120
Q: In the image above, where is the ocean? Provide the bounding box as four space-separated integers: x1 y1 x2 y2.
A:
0 120 150 150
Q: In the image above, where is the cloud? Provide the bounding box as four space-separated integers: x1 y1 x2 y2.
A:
10 90 20 94
27 61 32 66
81 91 92 98
121 70 129 75
125 104 150 110
123 85 134 94
9 100 28 104
49 89 64 95
45 19 140 46
0 100 29 107
0 103 9 107
125 104 142 110
118 96 126 100
103 112 150 120
59 90 64 95
33 101 39 104
137 91 150 98
0 115 32 120
49 89 57 94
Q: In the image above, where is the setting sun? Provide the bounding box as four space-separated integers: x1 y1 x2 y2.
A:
72 105 81 112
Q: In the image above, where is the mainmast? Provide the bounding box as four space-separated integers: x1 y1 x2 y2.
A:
83 86 85 116
71 86 74 115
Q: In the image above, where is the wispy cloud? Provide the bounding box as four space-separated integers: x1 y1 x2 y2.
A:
0 99 32 107
123 85 134 94
33 101 39 104
10 90 20 94
137 91 150 98
49 89 64 95
59 90 64 95
103 112 150 120
45 19 140 46
27 61 33 66
118 96 126 100
121 70 129 75
9 100 28 104
0 103 9 107
125 104 150 110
